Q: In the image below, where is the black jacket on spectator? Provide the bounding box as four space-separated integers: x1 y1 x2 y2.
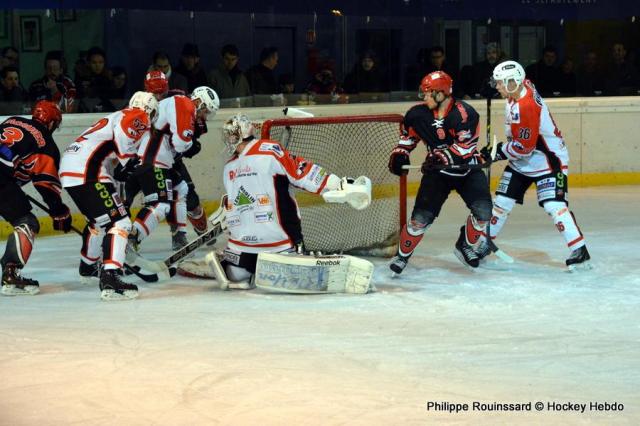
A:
525 61 562 96
576 68 605 96
343 64 388 94
173 63 208 93
245 64 278 94
604 61 639 96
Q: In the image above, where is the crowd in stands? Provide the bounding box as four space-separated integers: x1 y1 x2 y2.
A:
0 40 639 115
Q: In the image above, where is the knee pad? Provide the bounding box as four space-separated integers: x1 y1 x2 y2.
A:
174 180 189 200
543 201 569 218
409 209 435 235
111 217 132 234
143 200 171 218
469 199 493 222
494 195 516 217
13 213 40 235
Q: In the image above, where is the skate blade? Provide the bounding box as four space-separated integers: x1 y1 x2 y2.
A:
100 289 139 301
567 260 593 273
453 249 479 271
227 281 253 290
79 276 100 286
1 284 39 296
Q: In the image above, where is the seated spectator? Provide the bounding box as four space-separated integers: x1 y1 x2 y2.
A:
0 66 28 109
246 47 280 95
604 42 639 96
1 46 19 71
208 44 251 99
76 46 112 100
557 58 577 96
424 46 459 91
279 73 295 94
150 51 188 93
306 62 341 95
464 42 504 99
343 51 388 94
108 66 129 109
525 45 562 96
174 43 208 93
576 50 605 96
28 50 76 112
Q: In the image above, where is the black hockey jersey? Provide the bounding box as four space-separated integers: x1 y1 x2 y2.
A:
399 100 481 176
0 116 65 212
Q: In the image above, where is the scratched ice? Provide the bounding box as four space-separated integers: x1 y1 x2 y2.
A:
1 186 639 424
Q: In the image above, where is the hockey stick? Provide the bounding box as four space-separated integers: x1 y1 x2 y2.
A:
402 161 491 172
25 194 170 282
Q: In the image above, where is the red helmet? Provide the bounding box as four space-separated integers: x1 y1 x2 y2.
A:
144 70 169 96
32 100 62 131
419 71 453 98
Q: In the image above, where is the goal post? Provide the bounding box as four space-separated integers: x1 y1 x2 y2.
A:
259 114 405 257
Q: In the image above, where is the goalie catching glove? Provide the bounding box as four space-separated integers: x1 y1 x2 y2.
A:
321 175 372 210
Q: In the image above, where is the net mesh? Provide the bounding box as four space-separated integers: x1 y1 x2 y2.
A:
260 114 403 257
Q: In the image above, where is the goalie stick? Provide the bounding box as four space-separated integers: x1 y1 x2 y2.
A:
25 194 167 283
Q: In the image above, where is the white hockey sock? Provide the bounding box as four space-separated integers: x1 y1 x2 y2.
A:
103 218 132 270
134 201 171 241
81 225 103 265
545 203 585 250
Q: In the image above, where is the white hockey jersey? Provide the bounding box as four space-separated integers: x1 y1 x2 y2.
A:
502 79 569 177
60 108 150 187
137 95 195 169
223 138 332 254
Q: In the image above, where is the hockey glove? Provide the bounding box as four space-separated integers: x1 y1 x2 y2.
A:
480 142 507 162
113 158 139 182
51 204 72 233
182 140 201 158
388 147 410 176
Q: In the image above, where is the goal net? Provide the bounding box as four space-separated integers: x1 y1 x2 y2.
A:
259 114 403 257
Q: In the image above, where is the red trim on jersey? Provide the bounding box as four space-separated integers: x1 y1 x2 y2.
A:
229 238 292 248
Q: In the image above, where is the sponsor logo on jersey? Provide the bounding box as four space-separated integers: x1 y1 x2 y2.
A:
259 142 284 157
227 215 240 227
229 165 255 181
241 235 258 242
233 186 256 207
312 167 327 185
510 104 521 123
64 143 81 153
182 129 194 140
256 194 271 206
456 129 471 141
254 211 274 223
497 171 512 194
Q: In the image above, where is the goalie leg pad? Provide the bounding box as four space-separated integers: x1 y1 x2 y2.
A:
254 252 374 294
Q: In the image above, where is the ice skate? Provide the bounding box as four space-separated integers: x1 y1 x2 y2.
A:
454 226 480 269
566 246 592 271
79 260 101 285
99 269 138 301
1 264 39 296
389 253 411 276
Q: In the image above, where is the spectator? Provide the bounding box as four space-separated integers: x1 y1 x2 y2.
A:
0 46 19 71
424 46 459 93
0 66 28 106
246 47 279 94
279 73 295 94
150 51 188 93
76 46 111 100
557 58 577 96
306 62 340 95
28 50 77 113
604 42 639 96
576 51 605 96
208 44 251 99
525 45 562 96
343 50 388 94
174 43 208 93
109 66 128 108
464 42 504 99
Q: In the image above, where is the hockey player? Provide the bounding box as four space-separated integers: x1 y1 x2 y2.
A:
478 60 590 269
387 71 492 273
0 100 71 296
59 91 158 300
129 85 219 251
213 113 370 287
126 72 209 248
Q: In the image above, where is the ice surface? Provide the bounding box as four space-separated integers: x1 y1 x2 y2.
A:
1 186 639 424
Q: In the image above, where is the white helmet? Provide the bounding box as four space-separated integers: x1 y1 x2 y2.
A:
491 60 526 93
129 91 159 123
222 114 256 155
191 86 220 116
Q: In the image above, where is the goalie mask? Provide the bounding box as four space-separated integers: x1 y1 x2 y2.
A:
222 114 256 155
129 91 159 123
490 60 525 94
